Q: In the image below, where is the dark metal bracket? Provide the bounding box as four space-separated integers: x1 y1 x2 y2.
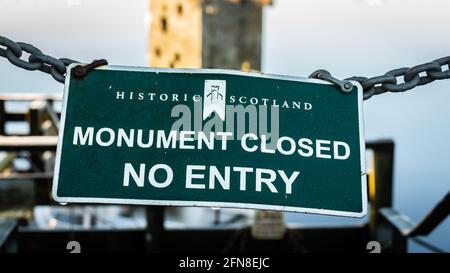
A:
72 59 108 80
309 69 354 93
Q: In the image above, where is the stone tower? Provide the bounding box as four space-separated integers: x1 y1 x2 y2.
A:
149 0 272 71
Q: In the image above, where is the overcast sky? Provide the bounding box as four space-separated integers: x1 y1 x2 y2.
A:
1 0 449 252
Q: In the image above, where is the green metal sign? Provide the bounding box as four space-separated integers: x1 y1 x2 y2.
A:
52 65 367 217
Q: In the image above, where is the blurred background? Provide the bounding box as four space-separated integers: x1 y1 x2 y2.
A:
0 0 449 253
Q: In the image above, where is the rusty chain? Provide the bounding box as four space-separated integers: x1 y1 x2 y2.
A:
1 35 449 99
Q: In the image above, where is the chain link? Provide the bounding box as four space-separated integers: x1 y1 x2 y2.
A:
1 36 450 99
0 36 79 83
312 56 450 100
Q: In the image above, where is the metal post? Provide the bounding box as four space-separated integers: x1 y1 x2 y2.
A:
145 206 165 252
366 140 395 234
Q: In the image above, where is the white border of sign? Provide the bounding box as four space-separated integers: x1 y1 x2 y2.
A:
52 65 367 218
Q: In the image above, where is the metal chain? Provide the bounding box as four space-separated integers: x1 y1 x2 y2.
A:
1 36 450 99
311 56 450 100
0 36 79 83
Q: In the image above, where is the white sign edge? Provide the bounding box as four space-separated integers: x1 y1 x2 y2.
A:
51 64 368 218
